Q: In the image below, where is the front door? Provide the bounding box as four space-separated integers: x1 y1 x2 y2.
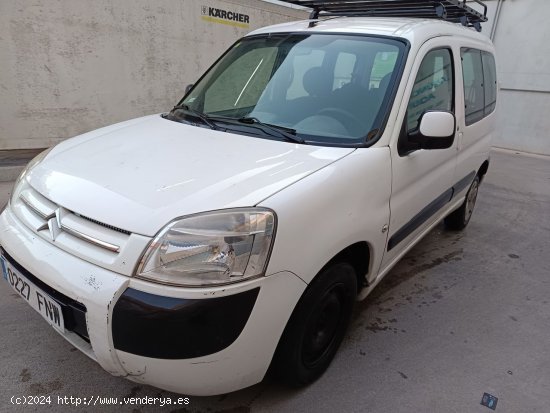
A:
380 40 458 272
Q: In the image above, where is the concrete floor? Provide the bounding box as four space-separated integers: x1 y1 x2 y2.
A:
0 148 549 412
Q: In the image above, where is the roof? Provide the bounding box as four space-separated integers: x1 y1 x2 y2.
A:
247 17 493 47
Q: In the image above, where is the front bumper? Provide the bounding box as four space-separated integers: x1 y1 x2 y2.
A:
0 206 306 395
112 287 260 359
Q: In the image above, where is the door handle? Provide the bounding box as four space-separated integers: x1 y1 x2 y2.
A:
457 132 464 151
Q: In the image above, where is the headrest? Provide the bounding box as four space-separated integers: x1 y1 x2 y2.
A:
303 67 332 97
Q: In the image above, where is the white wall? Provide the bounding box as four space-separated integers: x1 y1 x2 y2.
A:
2 0 548 155
0 0 306 150
472 0 550 155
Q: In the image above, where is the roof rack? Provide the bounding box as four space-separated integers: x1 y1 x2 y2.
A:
279 0 488 32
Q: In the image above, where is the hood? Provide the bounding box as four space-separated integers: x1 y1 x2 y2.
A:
28 115 354 236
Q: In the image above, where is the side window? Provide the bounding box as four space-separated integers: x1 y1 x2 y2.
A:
461 48 485 125
482 52 497 116
406 49 454 132
333 52 357 90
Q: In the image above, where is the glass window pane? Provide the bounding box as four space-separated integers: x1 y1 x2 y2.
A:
370 51 398 89
184 34 405 144
333 52 357 90
482 52 497 116
203 47 278 113
286 50 325 100
461 48 485 125
407 49 454 132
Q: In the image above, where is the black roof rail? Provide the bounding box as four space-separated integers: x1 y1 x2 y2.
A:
279 0 488 32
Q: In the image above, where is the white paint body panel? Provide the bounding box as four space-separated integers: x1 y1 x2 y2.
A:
262 147 391 284
0 17 495 395
381 36 460 271
30 114 353 237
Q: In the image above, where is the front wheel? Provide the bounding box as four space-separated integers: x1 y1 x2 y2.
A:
271 262 357 387
445 175 480 231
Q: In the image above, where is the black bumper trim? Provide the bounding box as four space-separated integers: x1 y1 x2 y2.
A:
0 247 89 341
112 286 260 359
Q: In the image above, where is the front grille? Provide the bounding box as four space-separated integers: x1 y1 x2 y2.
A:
14 184 129 254
77 213 131 236
10 180 152 277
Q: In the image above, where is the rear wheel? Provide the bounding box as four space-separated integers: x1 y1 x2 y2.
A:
271 262 357 387
445 175 480 231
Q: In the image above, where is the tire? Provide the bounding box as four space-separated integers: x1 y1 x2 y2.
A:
271 262 357 387
444 175 480 231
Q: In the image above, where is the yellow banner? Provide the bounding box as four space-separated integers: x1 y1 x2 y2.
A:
201 15 249 29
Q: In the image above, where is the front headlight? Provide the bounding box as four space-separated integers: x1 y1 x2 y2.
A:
10 147 53 206
136 208 276 287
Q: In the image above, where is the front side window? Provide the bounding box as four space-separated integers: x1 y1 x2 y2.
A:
181 34 407 145
406 49 454 132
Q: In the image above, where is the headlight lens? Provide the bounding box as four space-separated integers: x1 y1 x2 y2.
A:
136 208 276 287
10 147 53 206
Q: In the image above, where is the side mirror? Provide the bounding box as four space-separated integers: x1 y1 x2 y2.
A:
419 111 455 138
185 84 194 94
409 111 456 150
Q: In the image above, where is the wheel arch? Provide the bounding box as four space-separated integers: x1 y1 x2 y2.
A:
317 241 371 292
478 159 490 182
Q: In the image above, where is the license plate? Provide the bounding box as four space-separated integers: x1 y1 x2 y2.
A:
1 255 65 333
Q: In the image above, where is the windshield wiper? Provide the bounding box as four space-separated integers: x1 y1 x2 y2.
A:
226 117 304 144
171 104 218 130
169 109 305 144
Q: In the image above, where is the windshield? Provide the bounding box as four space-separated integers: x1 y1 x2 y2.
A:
181 33 406 145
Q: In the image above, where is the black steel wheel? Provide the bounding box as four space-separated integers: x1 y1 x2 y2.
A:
271 262 357 387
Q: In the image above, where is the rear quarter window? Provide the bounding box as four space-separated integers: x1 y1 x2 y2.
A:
461 48 497 126
482 52 497 116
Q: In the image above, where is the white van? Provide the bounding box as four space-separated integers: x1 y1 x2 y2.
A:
0 0 497 396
